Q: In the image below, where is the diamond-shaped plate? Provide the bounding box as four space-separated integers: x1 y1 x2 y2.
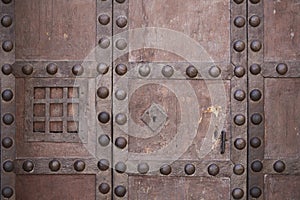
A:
141 103 168 132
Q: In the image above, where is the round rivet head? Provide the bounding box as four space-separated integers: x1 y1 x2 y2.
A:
115 39 127 50
115 161 126 173
233 0 244 4
233 40 245 52
1 15 12 27
184 164 195 175
74 160 85 172
2 40 13 52
2 187 13 198
2 137 13 148
162 65 174 77
115 113 127 125
97 63 109 74
273 160 285 173
209 66 221 78
160 164 172 175
250 0 260 4
232 188 244 199
234 66 245 77
234 114 246 126
97 87 109 99
115 137 127 149
234 90 246 101
251 160 263 172
250 187 262 198
22 65 33 75
137 163 149 174
139 64 151 77
72 64 84 76
250 137 261 148
249 15 260 27
3 113 14 125
98 14 110 25
98 159 110 171
3 160 14 172
99 37 110 49
116 16 128 28
250 40 262 52
250 89 262 101
46 63 58 75
250 64 261 75
98 134 110 146
276 63 288 75
115 64 127 76
99 183 110 194
49 160 61 172
114 185 126 197
23 160 34 172
116 0 126 3
98 112 110 123
2 89 13 101
2 64 12 75
115 89 127 100
233 164 245 175
207 164 219 176
251 113 263 125
234 16 245 28
186 65 198 78
234 138 246 150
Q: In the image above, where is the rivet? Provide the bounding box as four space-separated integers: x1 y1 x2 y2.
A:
2 64 12 75
115 137 127 149
115 89 127 100
250 40 262 52
2 40 13 52
184 163 195 175
1 15 12 27
250 89 262 101
233 0 244 4
207 164 219 176
276 63 288 75
97 63 109 74
99 37 110 49
98 112 110 124
98 159 110 171
2 0 12 4
115 64 127 76
234 114 246 126
234 138 246 150
160 164 172 175
22 160 34 172
161 65 174 77
234 66 245 77
116 16 128 28
250 186 262 198
250 0 260 4
2 137 13 148
114 185 126 197
2 89 13 101
98 14 110 25
74 160 85 172
46 63 58 75
97 87 109 99
233 40 245 52
233 164 245 175
251 160 263 172
250 64 261 75
22 65 33 75
186 65 198 78
209 66 221 78
1 187 13 198
98 134 110 147
137 163 149 174
116 0 126 3
115 113 127 125
234 90 246 101
3 113 14 125
49 160 61 172
251 113 263 125
3 160 14 172
72 64 84 76
234 16 245 28
115 39 127 50
250 137 261 148
232 188 244 199
115 161 127 173
273 160 285 173
249 15 260 27
99 183 110 194
139 64 151 77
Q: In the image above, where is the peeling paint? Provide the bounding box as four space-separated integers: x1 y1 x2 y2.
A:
204 105 222 117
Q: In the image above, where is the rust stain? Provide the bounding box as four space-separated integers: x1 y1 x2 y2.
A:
203 105 222 117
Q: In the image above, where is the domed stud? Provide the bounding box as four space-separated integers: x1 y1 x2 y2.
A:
233 164 245 175
273 160 285 173
22 65 33 75
251 160 263 172
234 16 245 28
250 64 261 75
49 160 61 172
250 186 262 198
232 188 244 199
97 87 109 99
3 113 14 125
249 15 260 27
184 164 195 175
233 40 245 52
250 40 262 52
72 64 84 76
116 0 126 3
138 64 151 77
234 114 246 126
3 160 14 172
234 138 246 150
250 89 262 101
98 134 110 147
207 164 219 176
161 65 174 78
1 15 12 27
115 113 127 125
99 183 110 194
1 187 13 198
2 64 12 75
98 37 110 49
115 89 127 100
115 161 127 173
234 90 246 101
97 63 109 74
115 137 127 149
234 66 245 77
276 63 288 75
233 0 244 4
2 137 13 148
250 137 261 148
114 185 126 197
115 64 127 76
46 63 58 75
186 65 198 78
251 113 263 125
116 16 128 28
98 14 110 25
98 159 110 171
22 160 34 172
98 112 110 124
137 163 149 174
160 164 172 175
2 40 13 52
250 0 260 4
74 160 85 172
2 89 13 101
115 39 127 50
209 66 221 78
